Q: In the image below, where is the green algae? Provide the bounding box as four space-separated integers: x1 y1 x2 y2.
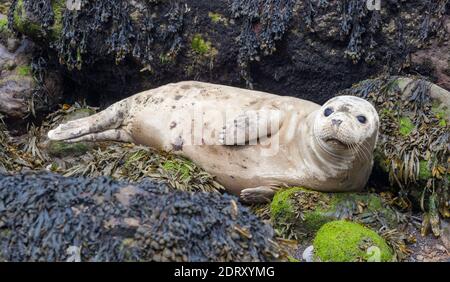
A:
313 220 394 262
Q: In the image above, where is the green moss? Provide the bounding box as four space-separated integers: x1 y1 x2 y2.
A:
208 12 227 24
418 160 432 180
287 256 300 262
16 65 32 76
271 187 334 238
47 141 89 158
50 0 65 39
313 221 394 262
0 17 11 37
270 188 397 240
0 18 8 31
270 187 306 222
191 34 215 56
13 0 42 37
398 116 414 136
431 104 448 127
302 210 334 233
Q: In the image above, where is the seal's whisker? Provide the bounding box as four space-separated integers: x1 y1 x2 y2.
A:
354 143 368 162
358 140 373 162
356 141 372 162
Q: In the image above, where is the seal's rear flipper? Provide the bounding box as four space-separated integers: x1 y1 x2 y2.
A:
240 186 280 203
48 101 128 141
65 129 133 143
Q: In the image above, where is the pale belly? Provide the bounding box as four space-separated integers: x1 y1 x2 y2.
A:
180 143 300 194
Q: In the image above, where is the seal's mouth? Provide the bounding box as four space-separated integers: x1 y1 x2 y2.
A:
324 138 349 148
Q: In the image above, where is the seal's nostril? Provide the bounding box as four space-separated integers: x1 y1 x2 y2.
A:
331 119 342 126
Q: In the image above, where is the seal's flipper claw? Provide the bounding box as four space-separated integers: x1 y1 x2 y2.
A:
240 186 279 203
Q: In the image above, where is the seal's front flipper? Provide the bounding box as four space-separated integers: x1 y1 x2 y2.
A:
218 109 284 145
240 186 280 203
48 101 129 142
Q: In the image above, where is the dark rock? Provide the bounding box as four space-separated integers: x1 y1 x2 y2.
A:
0 172 285 262
7 0 448 108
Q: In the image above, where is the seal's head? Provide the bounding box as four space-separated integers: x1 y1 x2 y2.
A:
313 96 379 158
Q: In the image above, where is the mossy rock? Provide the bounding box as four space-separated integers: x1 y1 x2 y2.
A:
208 12 228 25
313 220 394 262
270 187 398 240
0 17 8 34
47 108 96 158
47 141 90 158
12 0 65 41
191 34 217 57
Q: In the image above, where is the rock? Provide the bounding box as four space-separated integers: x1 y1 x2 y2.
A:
7 0 448 108
46 108 96 158
47 141 90 158
0 14 63 119
416 255 424 261
410 19 450 91
0 38 34 118
6 37 19 52
312 220 394 262
396 77 450 122
270 187 398 240
441 220 450 251
0 172 286 262
302 245 314 262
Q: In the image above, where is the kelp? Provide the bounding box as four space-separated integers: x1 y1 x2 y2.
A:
58 144 225 193
417 0 449 45
8 0 185 71
230 0 296 87
7 0 448 87
0 114 38 172
340 76 449 235
0 172 285 261
338 0 381 64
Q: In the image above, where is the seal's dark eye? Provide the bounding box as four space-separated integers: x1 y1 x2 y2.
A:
324 108 333 117
357 115 367 124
